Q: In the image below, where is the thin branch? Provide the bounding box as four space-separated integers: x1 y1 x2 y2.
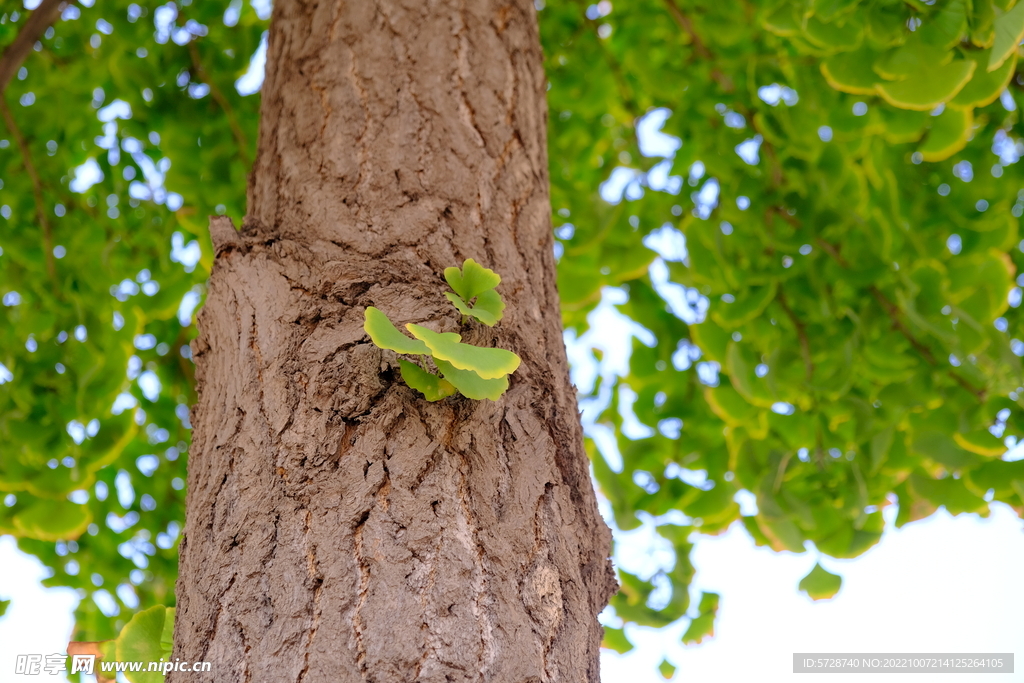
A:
776 288 813 381
187 41 252 169
661 0 711 59
0 0 68 95
0 97 58 295
814 237 847 268
773 450 793 493
817 239 986 400
661 0 734 91
868 287 936 365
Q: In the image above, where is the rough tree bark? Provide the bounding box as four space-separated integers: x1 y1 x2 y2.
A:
169 1 616 682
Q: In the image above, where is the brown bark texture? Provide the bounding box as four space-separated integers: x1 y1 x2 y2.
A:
169 1 617 682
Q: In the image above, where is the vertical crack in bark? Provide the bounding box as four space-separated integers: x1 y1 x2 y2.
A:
198 573 237 665
350 509 372 677
454 438 495 680
297 509 323 683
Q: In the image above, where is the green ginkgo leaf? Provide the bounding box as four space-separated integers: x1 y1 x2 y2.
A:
407 324 520 379
444 258 501 301
364 306 429 355
918 107 973 162
399 360 456 401
473 289 506 323
876 59 975 111
798 563 843 600
950 49 1016 109
988 0 1024 71
821 48 881 95
445 289 505 326
435 359 509 400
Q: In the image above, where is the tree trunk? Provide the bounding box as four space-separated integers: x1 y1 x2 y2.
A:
169 2 616 682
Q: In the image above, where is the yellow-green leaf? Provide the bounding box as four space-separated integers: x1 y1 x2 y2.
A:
364 307 429 355
658 658 677 679
13 499 91 541
950 49 1017 109
877 61 975 110
821 48 881 95
114 605 174 683
445 289 505 326
953 429 1006 457
681 592 719 644
988 0 1024 71
602 626 633 654
711 284 777 328
407 324 520 379
798 563 842 600
919 107 973 162
399 360 456 401
435 359 509 401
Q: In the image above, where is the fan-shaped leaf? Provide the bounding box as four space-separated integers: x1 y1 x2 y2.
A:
988 0 1024 71
407 324 520 379
399 360 456 401
435 359 509 401
799 563 842 600
444 258 501 300
364 307 429 355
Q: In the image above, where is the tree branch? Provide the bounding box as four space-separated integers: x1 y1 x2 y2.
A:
776 288 813 381
187 42 252 169
0 0 68 95
661 0 734 91
0 97 58 295
816 239 985 400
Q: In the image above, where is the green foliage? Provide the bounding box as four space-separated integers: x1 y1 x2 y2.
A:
0 0 257 642
681 592 720 645
2 0 1024 668
363 260 519 401
543 0 1024 652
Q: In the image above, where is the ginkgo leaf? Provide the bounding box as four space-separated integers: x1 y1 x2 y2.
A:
950 50 1016 109
364 307 429 355
114 605 174 683
407 323 520 379
876 59 975 111
399 360 456 401
820 48 881 95
473 289 506 323
445 290 505 326
798 563 842 600
918 107 973 162
12 499 91 541
444 258 501 301
681 592 719 644
988 0 1024 71
435 359 509 401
